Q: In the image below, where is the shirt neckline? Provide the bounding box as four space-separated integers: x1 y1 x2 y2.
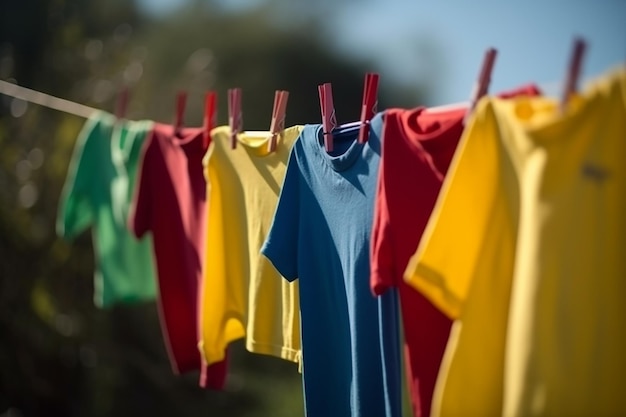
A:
497 66 625 142
399 106 466 153
111 119 153 163
236 130 273 157
237 126 301 158
312 123 366 172
165 125 205 154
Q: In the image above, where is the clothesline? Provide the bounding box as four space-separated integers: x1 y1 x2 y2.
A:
0 76 582 121
0 79 97 119
0 77 473 120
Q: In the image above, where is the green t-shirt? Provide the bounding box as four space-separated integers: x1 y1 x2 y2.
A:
57 111 157 307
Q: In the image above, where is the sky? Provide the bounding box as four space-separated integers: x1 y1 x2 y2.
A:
136 0 626 106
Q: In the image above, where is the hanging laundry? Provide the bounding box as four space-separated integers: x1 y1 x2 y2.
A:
499 67 626 416
372 84 542 417
198 125 304 368
262 113 403 417
56 111 157 308
401 88 530 415
371 106 463 417
404 67 626 416
128 124 227 389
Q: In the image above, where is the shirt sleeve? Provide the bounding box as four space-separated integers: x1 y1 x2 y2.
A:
370 113 396 296
56 111 106 239
128 129 155 238
403 100 500 319
260 144 301 282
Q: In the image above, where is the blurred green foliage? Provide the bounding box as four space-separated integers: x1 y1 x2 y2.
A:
0 1 426 416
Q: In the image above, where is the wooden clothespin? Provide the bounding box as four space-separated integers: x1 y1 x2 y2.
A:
203 91 217 151
358 73 380 144
318 83 337 153
228 88 242 150
268 90 289 153
560 37 587 113
173 91 187 138
464 47 497 124
115 86 129 121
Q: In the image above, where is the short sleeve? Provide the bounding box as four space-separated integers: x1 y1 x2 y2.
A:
128 130 155 238
261 145 301 281
403 100 500 319
56 111 108 239
370 117 395 295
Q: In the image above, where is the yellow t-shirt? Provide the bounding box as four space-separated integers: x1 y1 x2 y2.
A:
504 68 626 416
404 89 520 416
404 66 626 417
199 125 303 367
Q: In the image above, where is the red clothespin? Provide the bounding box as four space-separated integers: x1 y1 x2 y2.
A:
203 91 217 150
358 73 380 144
115 86 129 121
470 48 498 110
318 83 337 153
560 37 587 113
464 47 497 124
174 91 187 138
268 90 289 153
228 88 242 150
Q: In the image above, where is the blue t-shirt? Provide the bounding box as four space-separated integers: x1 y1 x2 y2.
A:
261 113 402 417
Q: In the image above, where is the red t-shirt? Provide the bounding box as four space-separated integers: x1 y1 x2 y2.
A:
372 85 542 417
372 107 461 417
129 123 227 389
